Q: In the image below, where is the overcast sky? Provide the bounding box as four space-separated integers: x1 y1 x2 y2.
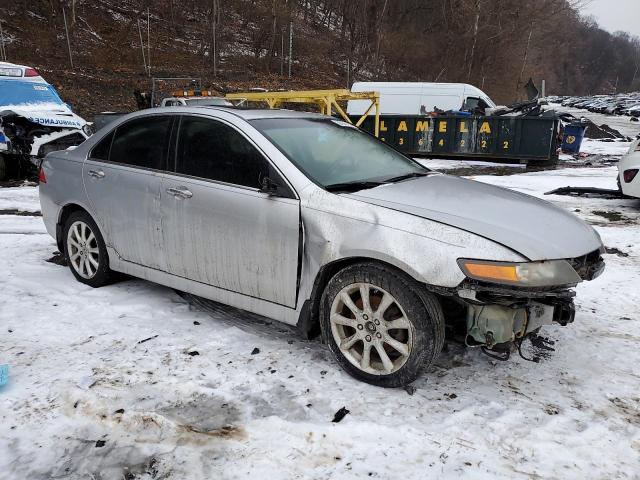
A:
580 0 640 37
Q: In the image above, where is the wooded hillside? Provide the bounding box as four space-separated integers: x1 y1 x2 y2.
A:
1 0 639 117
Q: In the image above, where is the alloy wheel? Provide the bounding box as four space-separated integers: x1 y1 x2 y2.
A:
329 283 413 375
66 220 100 279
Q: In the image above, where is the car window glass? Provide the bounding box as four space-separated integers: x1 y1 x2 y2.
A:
110 116 172 170
176 116 269 188
464 97 480 110
251 118 426 187
90 131 113 160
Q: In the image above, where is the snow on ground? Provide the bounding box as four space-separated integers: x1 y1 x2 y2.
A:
0 185 41 213
1 142 640 480
416 158 525 171
580 138 633 156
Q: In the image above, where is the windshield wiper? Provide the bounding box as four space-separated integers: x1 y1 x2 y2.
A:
384 172 430 183
324 180 386 193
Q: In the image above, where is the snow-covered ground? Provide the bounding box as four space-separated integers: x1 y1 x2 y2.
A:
1 142 640 479
415 158 526 171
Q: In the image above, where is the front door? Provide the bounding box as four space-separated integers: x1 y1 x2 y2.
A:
83 115 173 270
161 115 300 307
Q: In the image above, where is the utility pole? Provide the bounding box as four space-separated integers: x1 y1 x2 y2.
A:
346 57 350 89
137 19 148 75
0 20 7 62
280 28 284 76
147 8 151 75
211 0 218 75
62 7 74 69
288 21 293 78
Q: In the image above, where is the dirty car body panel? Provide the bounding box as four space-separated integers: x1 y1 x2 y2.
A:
39 106 604 367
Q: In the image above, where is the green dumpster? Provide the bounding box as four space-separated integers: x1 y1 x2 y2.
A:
351 114 560 163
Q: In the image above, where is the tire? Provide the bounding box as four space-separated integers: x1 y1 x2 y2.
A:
62 211 113 288
320 262 445 387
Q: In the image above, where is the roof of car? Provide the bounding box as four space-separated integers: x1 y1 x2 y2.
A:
143 106 327 121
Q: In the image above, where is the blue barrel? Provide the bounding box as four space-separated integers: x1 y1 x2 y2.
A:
561 123 587 154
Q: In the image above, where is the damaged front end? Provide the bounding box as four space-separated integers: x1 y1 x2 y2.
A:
0 79 91 181
459 283 576 359
0 111 89 181
440 249 605 360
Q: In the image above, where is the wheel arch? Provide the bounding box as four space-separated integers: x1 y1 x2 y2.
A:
56 203 99 252
296 255 431 340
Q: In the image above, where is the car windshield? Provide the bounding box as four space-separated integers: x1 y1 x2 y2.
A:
0 80 65 107
251 118 429 190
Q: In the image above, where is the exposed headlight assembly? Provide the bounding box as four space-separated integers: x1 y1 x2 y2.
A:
457 259 581 287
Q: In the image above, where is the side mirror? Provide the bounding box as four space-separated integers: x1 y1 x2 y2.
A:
259 176 279 196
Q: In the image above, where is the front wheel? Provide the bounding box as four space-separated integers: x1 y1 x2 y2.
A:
320 262 445 387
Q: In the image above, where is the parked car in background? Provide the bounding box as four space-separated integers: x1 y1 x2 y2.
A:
627 104 640 117
0 78 91 180
557 92 640 118
618 138 640 198
39 107 605 387
94 92 234 132
161 96 233 107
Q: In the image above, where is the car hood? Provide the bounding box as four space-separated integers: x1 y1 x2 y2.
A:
344 174 602 261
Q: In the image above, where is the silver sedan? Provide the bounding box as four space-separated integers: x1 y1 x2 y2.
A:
39 107 605 387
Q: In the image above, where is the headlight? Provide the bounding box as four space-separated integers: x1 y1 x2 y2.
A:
457 259 581 287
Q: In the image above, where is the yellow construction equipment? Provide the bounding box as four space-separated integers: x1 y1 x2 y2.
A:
225 89 381 137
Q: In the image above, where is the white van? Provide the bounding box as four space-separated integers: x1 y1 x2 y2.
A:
347 82 496 116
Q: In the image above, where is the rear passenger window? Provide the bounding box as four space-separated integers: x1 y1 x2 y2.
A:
176 116 269 188
90 131 113 160
109 116 172 170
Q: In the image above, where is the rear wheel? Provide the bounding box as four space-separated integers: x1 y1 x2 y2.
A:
62 211 113 287
320 262 445 387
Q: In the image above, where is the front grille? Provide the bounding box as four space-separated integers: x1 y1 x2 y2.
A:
568 249 604 281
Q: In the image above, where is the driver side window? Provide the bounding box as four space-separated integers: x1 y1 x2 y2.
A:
175 116 270 189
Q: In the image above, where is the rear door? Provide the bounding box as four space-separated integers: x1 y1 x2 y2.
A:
83 115 173 270
160 115 300 307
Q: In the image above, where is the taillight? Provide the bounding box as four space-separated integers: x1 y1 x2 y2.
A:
635 144 640 152
24 68 40 77
38 165 47 183
623 169 638 183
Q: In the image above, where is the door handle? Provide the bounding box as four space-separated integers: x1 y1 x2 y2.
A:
88 169 105 179
166 186 193 199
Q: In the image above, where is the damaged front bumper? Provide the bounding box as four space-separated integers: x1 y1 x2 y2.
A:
458 282 576 349
437 250 604 353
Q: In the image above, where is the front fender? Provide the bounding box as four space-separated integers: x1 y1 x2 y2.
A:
300 191 525 289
